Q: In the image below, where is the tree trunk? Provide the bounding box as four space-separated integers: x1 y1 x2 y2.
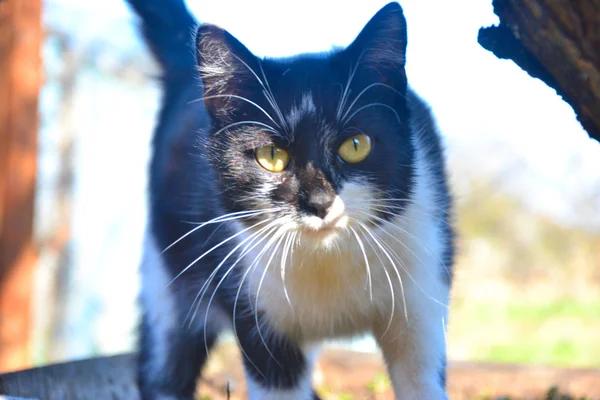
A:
0 0 42 372
478 0 600 143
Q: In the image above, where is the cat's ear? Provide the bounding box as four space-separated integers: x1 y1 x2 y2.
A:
343 2 408 84
195 24 259 119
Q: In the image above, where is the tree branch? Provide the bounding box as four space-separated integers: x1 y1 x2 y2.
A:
479 0 600 143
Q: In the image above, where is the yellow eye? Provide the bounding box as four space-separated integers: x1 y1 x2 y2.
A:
338 134 372 163
255 145 290 172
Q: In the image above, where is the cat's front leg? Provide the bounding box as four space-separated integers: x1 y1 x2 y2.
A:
138 235 221 400
230 309 320 400
372 307 448 400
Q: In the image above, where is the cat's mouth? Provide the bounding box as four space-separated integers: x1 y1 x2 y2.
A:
299 214 348 236
299 195 347 233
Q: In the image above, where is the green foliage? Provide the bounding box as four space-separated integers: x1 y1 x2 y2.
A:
449 179 600 367
366 372 391 394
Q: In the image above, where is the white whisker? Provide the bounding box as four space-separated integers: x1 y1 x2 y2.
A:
189 94 282 129
356 223 397 338
229 52 288 134
370 206 452 229
343 102 402 126
341 82 404 123
280 231 295 312
211 120 279 137
359 211 450 309
232 223 288 377
357 222 409 328
254 228 289 368
257 61 289 134
349 226 373 301
204 222 282 380
162 208 279 254
367 210 452 283
336 60 361 121
167 218 271 286
185 219 279 327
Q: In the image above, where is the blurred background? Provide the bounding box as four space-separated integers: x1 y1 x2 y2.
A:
1 0 599 381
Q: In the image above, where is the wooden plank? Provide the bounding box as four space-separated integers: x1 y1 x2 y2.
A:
0 0 42 372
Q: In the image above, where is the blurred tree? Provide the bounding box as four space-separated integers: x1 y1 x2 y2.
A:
39 30 78 363
0 0 42 371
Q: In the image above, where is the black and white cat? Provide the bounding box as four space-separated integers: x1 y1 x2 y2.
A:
128 0 454 398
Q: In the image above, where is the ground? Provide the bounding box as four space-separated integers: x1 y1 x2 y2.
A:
197 343 600 400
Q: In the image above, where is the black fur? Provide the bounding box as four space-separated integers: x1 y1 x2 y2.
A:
128 1 453 398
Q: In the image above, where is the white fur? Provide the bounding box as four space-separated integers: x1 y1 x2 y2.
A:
385 361 447 399
140 231 178 386
301 194 347 231
285 92 317 130
372 130 449 397
238 133 449 397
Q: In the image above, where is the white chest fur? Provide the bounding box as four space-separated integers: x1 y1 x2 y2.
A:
240 175 449 344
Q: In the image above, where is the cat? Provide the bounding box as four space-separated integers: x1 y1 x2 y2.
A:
127 0 454 399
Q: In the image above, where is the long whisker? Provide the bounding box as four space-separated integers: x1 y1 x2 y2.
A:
343 102 402 126
211 120 279 137
205 222 282 380
189 94 281 129
358 222 410 325
359 211 450 309
185 219 279 326
369 199 453 218
375 223 450 310
280 231 295 312
254 229 289 368
227 224 281 380
257 61 289 133
341 82 404 123
195 223 277 317
370 206 453 228
181 222 278 384
356 223 397 338
230 54 281 121
361 210 442 265
163 208 280 254
336 60 360 121
167 218 271 286
349 227 373 301
232 224 288 377
363 210 452 282
369 198 453 216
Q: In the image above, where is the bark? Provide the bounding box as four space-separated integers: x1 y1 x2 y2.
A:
478 0 600 143
0 0 42 372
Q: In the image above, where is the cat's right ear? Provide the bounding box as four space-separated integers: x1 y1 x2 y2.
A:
195 24 259 120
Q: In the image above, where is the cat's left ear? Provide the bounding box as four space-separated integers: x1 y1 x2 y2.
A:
342 2 408 85
195 24 260 120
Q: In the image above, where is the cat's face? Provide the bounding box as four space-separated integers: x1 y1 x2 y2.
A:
197 2 415 247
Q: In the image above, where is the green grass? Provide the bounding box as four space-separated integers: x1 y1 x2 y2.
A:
448 297 600 367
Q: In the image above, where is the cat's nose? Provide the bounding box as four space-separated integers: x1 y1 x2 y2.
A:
306 192 335 219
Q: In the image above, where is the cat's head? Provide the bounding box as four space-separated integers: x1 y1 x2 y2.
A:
196 2 415 247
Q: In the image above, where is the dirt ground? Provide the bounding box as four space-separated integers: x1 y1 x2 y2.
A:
0 348 598 400
198 344 600 400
